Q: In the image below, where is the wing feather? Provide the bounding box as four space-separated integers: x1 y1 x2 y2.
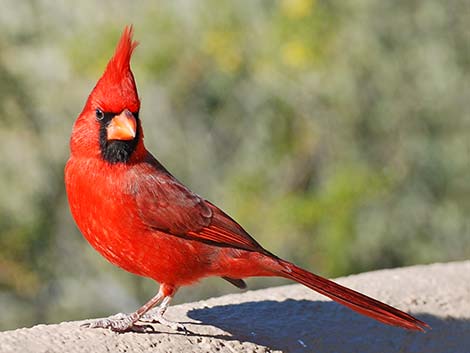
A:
132 157 264 253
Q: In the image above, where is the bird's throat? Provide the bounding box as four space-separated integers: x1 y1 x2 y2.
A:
98 114 139 164
101 139 138 164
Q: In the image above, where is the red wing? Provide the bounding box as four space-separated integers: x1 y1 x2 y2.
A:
132 160 264 252
134 170 212 235
189 201 265 252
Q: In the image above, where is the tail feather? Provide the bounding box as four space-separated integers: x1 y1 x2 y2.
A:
279 261 429 331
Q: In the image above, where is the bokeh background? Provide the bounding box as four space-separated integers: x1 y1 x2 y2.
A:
1 0 470 331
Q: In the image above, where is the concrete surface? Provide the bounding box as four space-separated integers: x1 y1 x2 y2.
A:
1 261 469 353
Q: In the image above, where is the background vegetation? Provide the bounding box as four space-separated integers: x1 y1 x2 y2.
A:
1 0 469 330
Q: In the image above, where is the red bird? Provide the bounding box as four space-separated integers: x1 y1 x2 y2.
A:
65 26 428 333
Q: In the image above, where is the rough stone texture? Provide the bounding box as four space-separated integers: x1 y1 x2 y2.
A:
1 261 470 353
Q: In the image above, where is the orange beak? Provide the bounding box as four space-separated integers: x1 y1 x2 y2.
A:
106 109 137 141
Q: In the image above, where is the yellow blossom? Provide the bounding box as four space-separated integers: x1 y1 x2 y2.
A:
282 40 309 68
281 0 315 19
202 31 242 73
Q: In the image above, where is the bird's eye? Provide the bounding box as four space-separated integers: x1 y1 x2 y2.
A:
95 109 104 121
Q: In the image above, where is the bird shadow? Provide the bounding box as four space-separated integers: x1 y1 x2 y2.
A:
185 299 470 353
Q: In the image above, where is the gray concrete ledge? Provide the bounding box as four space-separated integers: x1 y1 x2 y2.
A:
1 261 469 353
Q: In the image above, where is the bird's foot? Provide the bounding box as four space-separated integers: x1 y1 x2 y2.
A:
81 313 152 333
140 312 189 334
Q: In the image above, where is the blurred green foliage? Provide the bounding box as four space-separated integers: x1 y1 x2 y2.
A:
1 0 470 330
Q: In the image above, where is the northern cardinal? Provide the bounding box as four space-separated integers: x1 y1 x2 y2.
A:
65 26 428 333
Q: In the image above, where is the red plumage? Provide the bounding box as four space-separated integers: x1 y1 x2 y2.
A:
65 26 429 333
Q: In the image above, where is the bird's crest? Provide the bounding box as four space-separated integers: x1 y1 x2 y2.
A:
91 25 140 113
105 26 139 82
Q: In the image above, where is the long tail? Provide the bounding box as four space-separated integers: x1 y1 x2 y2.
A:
278 260 429 331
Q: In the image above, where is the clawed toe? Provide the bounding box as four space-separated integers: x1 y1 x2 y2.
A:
108 312 129 320
80 288 183 334
82 315 141 333
165 320 188 333
139 314 190 334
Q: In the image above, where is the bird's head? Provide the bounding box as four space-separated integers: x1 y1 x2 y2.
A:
70 26 145 164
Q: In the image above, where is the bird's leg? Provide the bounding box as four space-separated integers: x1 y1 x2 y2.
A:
82 288 165 333
140 294 172 321
139 287 188 333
